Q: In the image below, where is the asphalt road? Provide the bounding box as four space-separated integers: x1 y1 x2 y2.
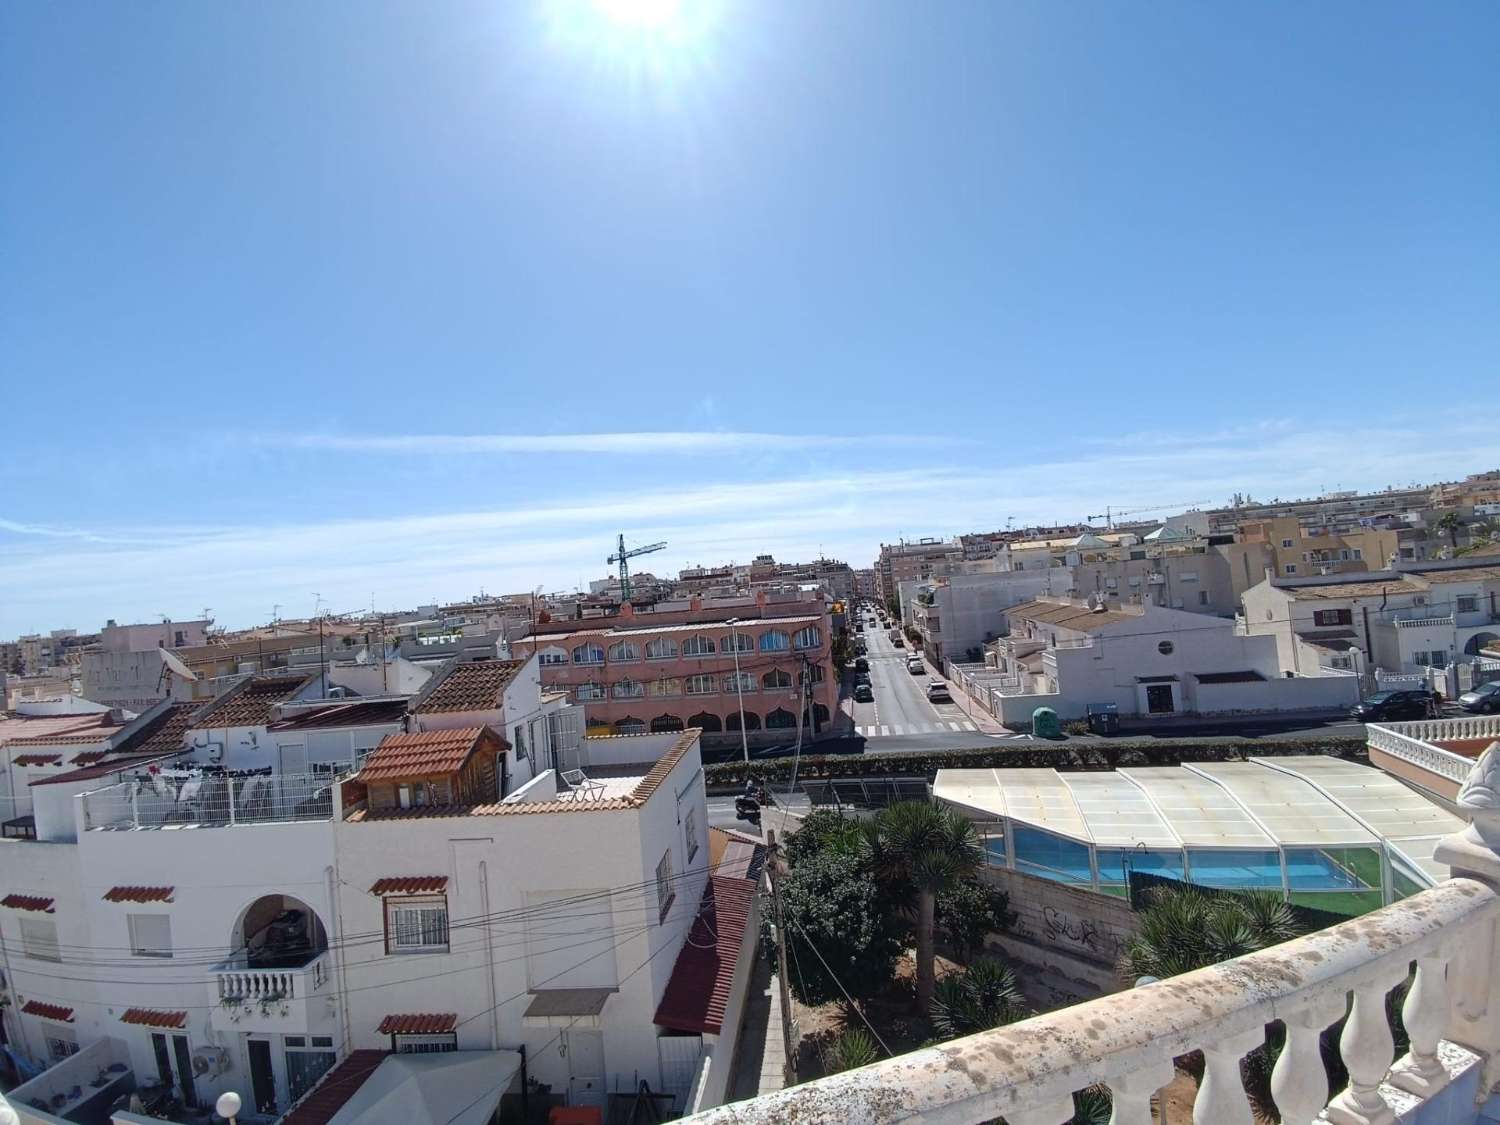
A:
852 621 986 749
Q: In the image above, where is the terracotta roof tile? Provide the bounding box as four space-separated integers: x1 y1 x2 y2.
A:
355 729 492 782
193 674 314 728
116 702 199 757
377 1013 456 1036
369 876 448 896
0 713 121 746
1417 565 1500 584
104 886 175 904
654 877 757 1035
31 751 186 788
414 660 526 714
120 1008 187 1028
7 731 121 748
281 1050 387 1125
270 700 409 731
70 751 109 766
12 754 62 767
1 894 55 912
21 1001 73 1021
1283 578 1426 600
346 728 701 821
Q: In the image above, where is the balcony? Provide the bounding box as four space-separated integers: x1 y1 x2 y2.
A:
682 750 1500 1125
209 950 336 1035
80 771 336 831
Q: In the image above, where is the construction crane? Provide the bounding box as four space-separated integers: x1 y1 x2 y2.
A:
1087 501 1212 529
607 534 667 602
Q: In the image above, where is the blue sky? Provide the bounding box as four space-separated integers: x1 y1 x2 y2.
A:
3 0 1498 634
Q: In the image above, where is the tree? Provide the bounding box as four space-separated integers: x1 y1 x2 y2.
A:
928 958 1028 1039
935 878 1015 959
777 847 902 1007
867 801 984 1010
1438 510 1463 550
1119 886 1301 982
819 1028 880 1075
784 808 866 868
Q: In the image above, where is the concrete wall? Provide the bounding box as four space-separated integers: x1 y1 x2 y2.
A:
978 866 1136 1002
1193 674 1360 714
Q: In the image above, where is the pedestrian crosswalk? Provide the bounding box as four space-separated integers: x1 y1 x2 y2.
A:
856 720 978 737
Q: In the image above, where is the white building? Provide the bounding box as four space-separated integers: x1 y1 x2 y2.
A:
967 597 1358 725
909 569 1070 665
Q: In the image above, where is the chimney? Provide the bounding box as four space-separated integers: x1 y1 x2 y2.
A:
689 596 703 613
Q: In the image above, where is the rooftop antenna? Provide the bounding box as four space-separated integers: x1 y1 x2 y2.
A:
313 592 323 618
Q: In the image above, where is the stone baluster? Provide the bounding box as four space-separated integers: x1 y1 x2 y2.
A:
1389 952 1452 1096
1271 995 1346 1125
1107 1060 1173 1125
1194 1028 1261 1125
1326 970 1404 1125
1007 1097 1075 1125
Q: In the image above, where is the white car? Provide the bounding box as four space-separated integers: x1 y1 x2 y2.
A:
926 681 953 703
906 657 925 674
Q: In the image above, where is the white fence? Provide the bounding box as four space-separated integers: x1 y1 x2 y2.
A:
80 771 336 831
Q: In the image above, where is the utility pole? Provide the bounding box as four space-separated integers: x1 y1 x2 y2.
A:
764 828 798 1086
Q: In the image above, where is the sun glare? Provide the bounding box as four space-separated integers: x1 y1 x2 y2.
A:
592 0 681 27
542 0 725 84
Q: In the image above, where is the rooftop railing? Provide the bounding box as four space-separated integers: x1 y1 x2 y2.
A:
80 771 336 831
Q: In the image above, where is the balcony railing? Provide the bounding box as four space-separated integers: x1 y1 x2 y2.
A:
1366 723 1472 785
683 877 1499 1124
80 771 337 831
209 950 335 1035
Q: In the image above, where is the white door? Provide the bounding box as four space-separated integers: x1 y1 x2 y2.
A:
565 1030 606 1108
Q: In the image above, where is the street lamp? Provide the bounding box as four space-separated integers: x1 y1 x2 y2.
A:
216 1091 242 1124
727 619 750 766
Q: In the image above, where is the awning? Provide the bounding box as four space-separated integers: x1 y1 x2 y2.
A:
1 894 54 913
369 876 448 896
21 1000 73 1022
1135 675 1179 684
523 988 614 1028
104 886 175 904
324 1051 524 1125
377 1013 456 1036
120 1008 187 1028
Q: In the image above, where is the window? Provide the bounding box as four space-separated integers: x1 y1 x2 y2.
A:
574 681 606 702
128 914 173 958
1198 590 1210 606
1458 596 1479 614
655 850 675 922
759 630 791 652
1284 564 1298 575
808 663 825 684
21 917 59 962
612 679 645 699
538 647 569 666
397 782 429 809
649 677 681 698
793 626 822 649
395 1034 457 1054
1128 576 1142 588
722 671 756 694
1430 650 1449 669
1178 571 1198 583
1157 641 1175 655
513 724 528 762
385 896 449 954
762 668 792 690
1314 609 1353 627
686 674 717 696
1281 538 1294 549
1353 549 1363 561
684 808 699 863
285 1036 336 1102
572 643 605 665
43 1025 78 1064
1105 578 1119 590
645 637 679 660
722 632 754 654
607 641 639 663
681 635 716 657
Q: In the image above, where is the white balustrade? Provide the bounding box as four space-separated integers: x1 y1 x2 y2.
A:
676 877 1500 1125
1366 723 1472 783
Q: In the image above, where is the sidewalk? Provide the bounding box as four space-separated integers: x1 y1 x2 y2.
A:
727 952 790 1101
925 660 1012 736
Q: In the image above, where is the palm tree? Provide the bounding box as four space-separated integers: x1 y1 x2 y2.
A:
868 801 983 1010
929 958 1029 1039
1437 510 1463 551
1119 886 1301 982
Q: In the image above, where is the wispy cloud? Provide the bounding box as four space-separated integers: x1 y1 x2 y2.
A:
261 431 942 455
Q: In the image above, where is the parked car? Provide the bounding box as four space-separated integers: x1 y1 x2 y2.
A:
854 657 869 672
893 636 905 648
907 656 925 674
1350 689 1438 722
1459 681 1500 714
853 683 874 703
926 681 953 703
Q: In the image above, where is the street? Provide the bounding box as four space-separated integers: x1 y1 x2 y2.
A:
851 622 985 743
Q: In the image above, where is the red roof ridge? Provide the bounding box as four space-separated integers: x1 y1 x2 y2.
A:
377 1012 457 1036
104 885 175 904
281 1049 388 1125
369 875 448 896
2 894 55 913
653 876 758 1036
120 1008 187 1028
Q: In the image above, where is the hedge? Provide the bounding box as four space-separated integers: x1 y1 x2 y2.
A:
705 735 1369 787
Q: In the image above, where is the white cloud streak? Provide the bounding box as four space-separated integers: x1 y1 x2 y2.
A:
263 431 942 455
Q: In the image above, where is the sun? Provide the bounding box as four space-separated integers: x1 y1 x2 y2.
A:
591 0 682 27
541 0 725 79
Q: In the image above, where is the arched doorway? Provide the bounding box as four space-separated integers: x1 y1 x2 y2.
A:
765 708 796 730
726 711 761 732
230 894 328 968
614 716 645 735
650 714 685 733
1466 632 1500 656
688 712 723 733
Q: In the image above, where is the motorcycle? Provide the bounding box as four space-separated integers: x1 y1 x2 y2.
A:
735 786 773 822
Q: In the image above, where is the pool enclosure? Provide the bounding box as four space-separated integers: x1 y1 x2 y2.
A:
933 755 1463 915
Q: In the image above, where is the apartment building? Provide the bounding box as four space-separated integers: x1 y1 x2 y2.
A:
1237 516 1398 579
512 599 837 745
875 539 963 605
909 570 1070 665
1242 561 1500 678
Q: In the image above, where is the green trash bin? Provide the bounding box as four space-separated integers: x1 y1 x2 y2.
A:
1032 706 1062 739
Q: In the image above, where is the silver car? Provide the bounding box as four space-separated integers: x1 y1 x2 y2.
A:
1459 681 1500 714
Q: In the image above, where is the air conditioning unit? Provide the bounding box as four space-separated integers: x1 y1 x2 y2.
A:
191 1046 230 1077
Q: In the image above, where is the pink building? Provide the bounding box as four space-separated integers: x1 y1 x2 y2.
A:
513 606 837 743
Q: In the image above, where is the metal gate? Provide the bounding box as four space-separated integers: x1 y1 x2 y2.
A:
657 1034 704 1109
